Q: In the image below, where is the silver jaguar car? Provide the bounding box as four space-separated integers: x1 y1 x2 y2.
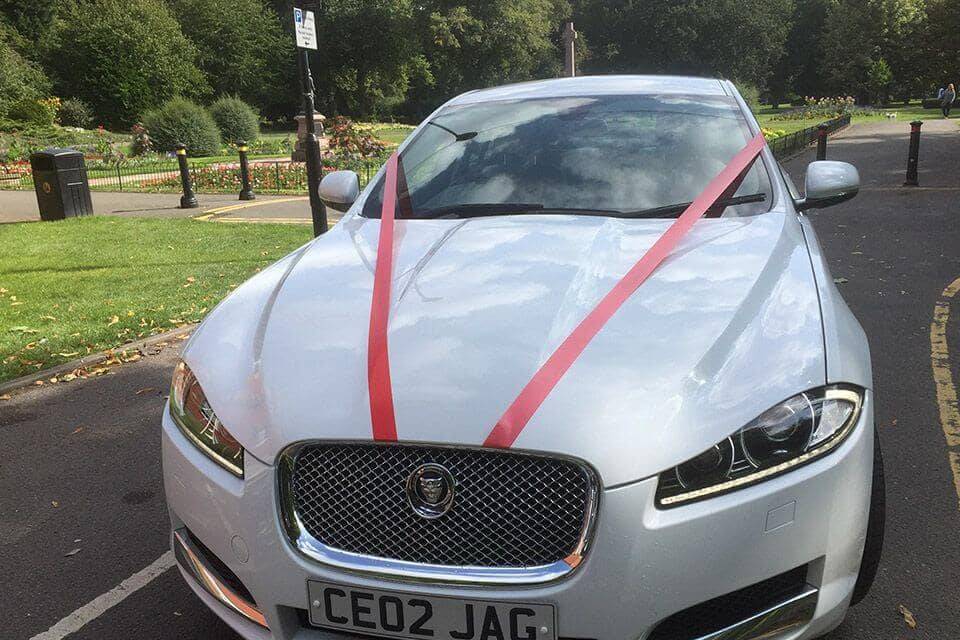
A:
162 76 883 640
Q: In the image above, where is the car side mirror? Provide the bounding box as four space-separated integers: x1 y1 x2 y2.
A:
318 170 360 213
795 161 860 211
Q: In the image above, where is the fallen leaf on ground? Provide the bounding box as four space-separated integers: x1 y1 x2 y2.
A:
64 548 81 557
57 352 79 358
834 277 849 284
71 427 84 434
40 315 57 321
186 276 196 283
899 605 917 628
0 394 10 401
135 387 156 395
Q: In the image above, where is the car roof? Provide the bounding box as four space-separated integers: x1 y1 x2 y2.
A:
446 75 730 106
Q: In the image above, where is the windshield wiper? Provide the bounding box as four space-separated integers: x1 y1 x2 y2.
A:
426 121 478 142
414 203 621 219
410 194 766 220
620 193 767 219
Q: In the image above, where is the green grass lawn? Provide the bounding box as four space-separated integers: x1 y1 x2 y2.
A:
0 217 312 383
755 102 948 134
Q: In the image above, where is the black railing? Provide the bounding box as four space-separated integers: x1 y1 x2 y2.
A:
0 157 383 195
766 114 851 159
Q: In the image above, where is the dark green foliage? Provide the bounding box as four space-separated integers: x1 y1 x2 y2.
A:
0 23 50 117
402 0 569 119
167 0 295 119
143 97 221 157
48 0 208 128
209 95 260 145
311 0 423 118
58 98 94 128
0 0 58 50
572 0 792 89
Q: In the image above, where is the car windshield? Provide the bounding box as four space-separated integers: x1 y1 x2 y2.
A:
361 93 772 220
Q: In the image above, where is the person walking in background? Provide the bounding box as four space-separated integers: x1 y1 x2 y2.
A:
943 84 956 118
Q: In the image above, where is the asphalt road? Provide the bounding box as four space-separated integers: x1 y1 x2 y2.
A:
2 119 959 639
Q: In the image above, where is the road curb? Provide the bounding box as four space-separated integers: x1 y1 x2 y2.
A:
0 325 195 396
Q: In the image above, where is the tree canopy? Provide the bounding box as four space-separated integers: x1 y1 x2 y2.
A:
1 0 959 128
47 0 208 128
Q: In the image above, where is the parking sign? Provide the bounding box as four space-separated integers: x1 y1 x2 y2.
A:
294 8 317 50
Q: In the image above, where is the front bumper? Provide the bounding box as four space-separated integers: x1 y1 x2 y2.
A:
162 394 874 640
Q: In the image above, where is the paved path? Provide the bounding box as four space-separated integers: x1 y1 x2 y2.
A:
0 190 316 225
1 120 959 639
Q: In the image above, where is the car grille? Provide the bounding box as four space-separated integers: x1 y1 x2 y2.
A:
285 443 597 569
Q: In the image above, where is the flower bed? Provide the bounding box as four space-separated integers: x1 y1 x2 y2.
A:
771 96 873 121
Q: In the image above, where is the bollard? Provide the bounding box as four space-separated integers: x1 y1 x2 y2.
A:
176 144 199 208
816 124 828 161
237 141 255 201
904 120 922 187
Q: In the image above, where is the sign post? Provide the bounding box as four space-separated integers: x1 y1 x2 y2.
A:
294 3 328 236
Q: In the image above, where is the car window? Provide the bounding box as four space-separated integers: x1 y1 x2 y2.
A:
362 94 772 219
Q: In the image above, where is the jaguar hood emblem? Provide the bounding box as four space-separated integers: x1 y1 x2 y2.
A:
406 463 456 518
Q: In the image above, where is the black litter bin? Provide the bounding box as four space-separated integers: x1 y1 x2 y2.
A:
30 148 93 221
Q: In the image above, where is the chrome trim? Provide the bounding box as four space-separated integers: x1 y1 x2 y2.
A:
277 441 601 585
689 586 818 640
173 529 267 629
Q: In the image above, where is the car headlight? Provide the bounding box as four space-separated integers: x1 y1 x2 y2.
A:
656 386 863 507
169 361 244 477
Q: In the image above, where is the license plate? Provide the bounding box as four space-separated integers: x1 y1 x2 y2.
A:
307 580 557 640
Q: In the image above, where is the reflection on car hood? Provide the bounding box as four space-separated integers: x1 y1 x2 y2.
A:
185 212 825 487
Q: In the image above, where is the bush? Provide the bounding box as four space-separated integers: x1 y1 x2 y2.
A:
142 97 221 156
58 98 94 128
7 97 58 125
327 117 387 157
209 96 260 144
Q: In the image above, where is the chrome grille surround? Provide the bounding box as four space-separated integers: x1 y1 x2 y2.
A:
277 442 600 585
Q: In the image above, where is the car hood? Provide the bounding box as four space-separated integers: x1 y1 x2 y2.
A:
185 211 825 487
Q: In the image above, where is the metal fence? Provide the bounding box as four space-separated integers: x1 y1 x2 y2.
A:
0 157 383 195
767 114 851 159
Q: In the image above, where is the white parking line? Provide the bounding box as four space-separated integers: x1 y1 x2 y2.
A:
29 552 175 640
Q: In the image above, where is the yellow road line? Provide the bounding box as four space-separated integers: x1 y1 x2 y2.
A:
930 276 960 508
193 197 308 221
215 217 314 225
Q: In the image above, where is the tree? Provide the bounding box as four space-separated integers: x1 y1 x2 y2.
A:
0 22 50 117
572 0 793 90
311 0 423 118
167 0 296 119
768 0 832 106
0 0 58 50
402 0 569 119
928 0 960 90
821 0 927 102
47 0 207 128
